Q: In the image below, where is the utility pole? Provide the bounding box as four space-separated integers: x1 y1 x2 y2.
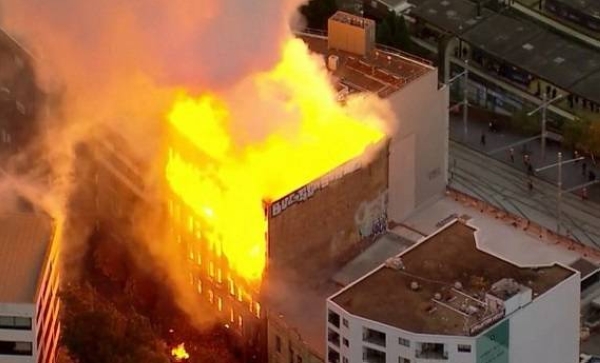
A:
463 60 469 138
536 152 585 235
557 152 562 235
446 60 470 139
527 92 563 160
541 93 547 160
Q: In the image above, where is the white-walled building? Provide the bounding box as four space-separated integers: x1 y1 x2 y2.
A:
0 213 60 363
265 11 449 363
327 220 580 363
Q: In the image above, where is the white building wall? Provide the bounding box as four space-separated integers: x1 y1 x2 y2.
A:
508 272 580 363
387 69 449 222
328 270 578 363
0 303 36 363
327 302 477 363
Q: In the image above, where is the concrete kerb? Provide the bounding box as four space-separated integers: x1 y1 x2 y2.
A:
447 188 600 264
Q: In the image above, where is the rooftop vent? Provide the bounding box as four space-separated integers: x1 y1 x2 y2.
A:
454 281 463 290
410 281 420 291
522 43 534 51
434 292 442 300
385 256 405 270
328 55 340 71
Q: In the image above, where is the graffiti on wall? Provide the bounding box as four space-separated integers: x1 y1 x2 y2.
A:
355 190 388 238
270 183 319 217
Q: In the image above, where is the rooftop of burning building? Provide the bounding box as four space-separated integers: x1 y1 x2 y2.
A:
330 220 575 336
297 11 434 98
0 204 54 303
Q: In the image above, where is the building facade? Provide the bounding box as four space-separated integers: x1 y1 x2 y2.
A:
164 122 267 363
265 11 448 363
0 212 60 363
326 221 580 363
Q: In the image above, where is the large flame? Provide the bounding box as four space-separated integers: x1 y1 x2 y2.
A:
165 38 388 283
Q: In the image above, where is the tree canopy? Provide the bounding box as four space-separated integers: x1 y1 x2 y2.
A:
376 11 412 52
300 0 338 30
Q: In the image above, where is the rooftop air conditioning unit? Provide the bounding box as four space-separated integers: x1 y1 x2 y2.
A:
328 55 340 71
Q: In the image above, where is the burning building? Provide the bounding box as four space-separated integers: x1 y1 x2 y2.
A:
265 11 448 363
66 9 447 363
17 6 446 363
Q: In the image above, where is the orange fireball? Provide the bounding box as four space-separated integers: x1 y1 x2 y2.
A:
165 38 389 283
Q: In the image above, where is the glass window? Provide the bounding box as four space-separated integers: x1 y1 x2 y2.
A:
398 337 410 347
255 302 261 318
14 318 31 329
0 316 32 330
363 327 386 347
328 310 340 328
458 344 471 353
14 342 32 352
0 316 12 327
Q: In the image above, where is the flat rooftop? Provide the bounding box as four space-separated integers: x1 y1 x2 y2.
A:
550 0 600 17
331 221 574 336
412 0 600 103
298 34 433 97
0 213 53 303
570 258 599 279
411 0 494 35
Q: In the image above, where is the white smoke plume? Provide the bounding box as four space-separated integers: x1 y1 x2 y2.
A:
0 0 395 328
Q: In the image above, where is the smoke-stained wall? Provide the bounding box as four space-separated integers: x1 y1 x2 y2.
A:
267 144 389 279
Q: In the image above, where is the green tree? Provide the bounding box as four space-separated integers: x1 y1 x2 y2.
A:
562 118 589 149
60 284 170 363
585 121 600 156
376 11 412 51
300 0 338 30
509 110 540 136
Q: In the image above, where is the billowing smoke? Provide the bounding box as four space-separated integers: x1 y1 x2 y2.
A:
0 0 395 328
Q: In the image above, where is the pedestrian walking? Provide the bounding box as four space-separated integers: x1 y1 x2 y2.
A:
523 154 530 166
582 162 587 176
574 150 580 162
509 147 515 163
480 132 486 146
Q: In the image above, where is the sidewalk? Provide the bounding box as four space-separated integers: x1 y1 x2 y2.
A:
450 115 600 203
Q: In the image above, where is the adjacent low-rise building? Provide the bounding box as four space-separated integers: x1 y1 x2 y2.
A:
327 220 580 363
0 210 60 363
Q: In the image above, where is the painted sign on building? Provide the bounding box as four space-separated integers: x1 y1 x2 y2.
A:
355 190 388 238
270 184 319 217
476 320 509 363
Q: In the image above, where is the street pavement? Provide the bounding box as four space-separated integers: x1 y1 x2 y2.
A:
450 115 600 202
449 115 600 248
